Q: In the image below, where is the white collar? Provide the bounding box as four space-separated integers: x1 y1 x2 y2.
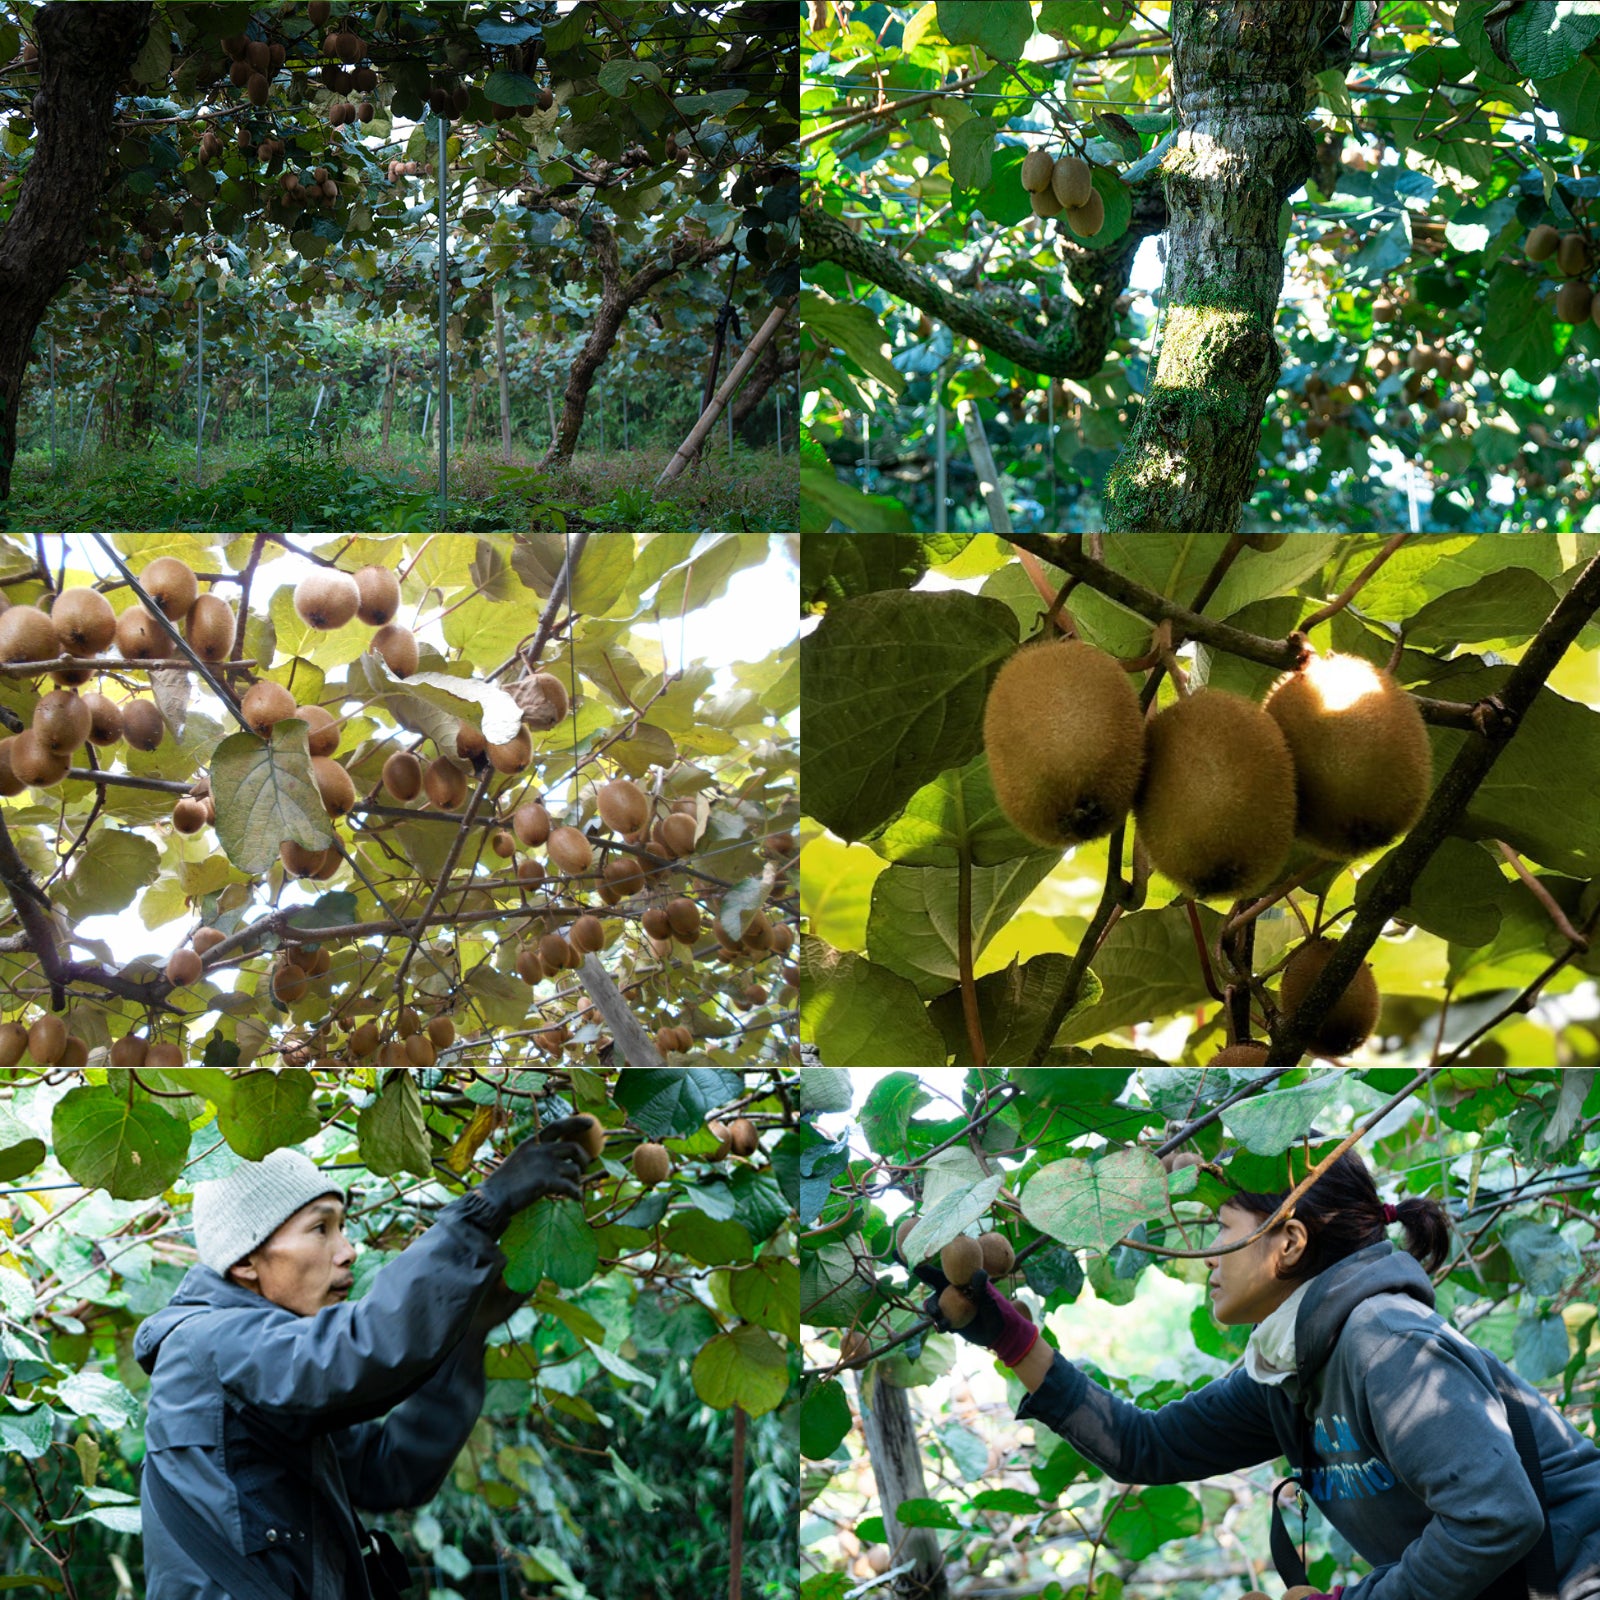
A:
1242 1279 1314 1386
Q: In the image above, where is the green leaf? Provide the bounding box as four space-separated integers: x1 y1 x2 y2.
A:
483 68 542 106
0 1112 46 1184
799 293 906 395
502 1198 601 1292
1221 1073 1345 1156
1501 1216 1582 1295
209 721 335 876
800 1379 853 1459
898 1147 1003 1262
729 1258 799 1340
690 1324 789 1416
1039 0 1130 51
614 1068 744 1138
948 118 994 189
1357 836 1506 947
1479 262 1560 381
800 1241 878 1327
895 1497 963 1529
1019 1144 1168 1252
929 954 1106 1067
215 1069 322 1161
663 1210 754 1265
799 589 1017 842
1103 1484 1204 1561
1537 49 1600 135
54 829 161 921
129 23 171 86
51 1086 189 1201
800 532 938 608
1056 905 1221 1045
1407 567 1558 648
0 1404 55 1459
1507 0 1600 77
54 1372 139 1430
800 466 913 534
800 938 947 1068
937 0 1034 60
876 753 1047 867
1513 1312 1571 1382
356 1073 433 1178
799 1067 853 1115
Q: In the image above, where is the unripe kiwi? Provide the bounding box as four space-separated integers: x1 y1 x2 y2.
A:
1051 154 1093 209
173 797 208 833
0 605 59 664
513 800 550 845
141 557 198 620
597 778 648 834
984 640 1145 847
28 1014 67 1065
1525 224 1560 262
351 564 400 626
51 588 116 656
568 1115 606 1162
1020 148 1054 192
192 927 227 955
383 750 422 801
120 698 165 752
241 680 298 736
184 592 236 662
1135 689 1296 900
979 1231 1014 1277
655 812 696 857
0 1022 27 1068
940 1234 983 1286
1556 278 1593 324
423 756 467 808
33 691 90 756
294 570 360 630
1212 1042 1273 1065
937 1284 976 1329
1263 653 1431 858
311 756 355 816
1064 187 1105 239
116 605 172 660
632 1142 671 1185
485 727 532 774
166 947 204 986
569 914 605 953
371 622 418 677
1280 936 1380 1057
547 825 593 874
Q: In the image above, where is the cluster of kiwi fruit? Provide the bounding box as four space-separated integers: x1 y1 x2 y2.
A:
0 1016 92 1071
220 32 285 104
278 163 344 208
1524 224 1600 328
327 99 374 126
384 158 428 182
1298 372 1367 440
1018 146 1106 240
1367 341 1477 418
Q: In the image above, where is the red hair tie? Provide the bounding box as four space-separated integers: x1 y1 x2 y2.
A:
1383 1203 1399 1223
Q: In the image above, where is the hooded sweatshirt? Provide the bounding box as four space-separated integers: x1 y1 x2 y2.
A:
1016 1242 1600 1600
133 1187 510 1600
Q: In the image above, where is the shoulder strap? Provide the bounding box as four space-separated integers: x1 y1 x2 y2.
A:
1269 1399 1316 1589
142 1453 291 1600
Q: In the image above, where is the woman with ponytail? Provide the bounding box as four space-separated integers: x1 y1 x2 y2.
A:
923 1149 1600 1600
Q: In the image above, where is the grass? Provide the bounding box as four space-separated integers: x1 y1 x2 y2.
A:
4 435 797 532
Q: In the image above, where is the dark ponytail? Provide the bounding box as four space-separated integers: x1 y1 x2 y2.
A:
1228 1148 1453 1281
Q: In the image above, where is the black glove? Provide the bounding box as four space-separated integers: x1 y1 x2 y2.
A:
914 1260 1015 1351
477 1117 590 1223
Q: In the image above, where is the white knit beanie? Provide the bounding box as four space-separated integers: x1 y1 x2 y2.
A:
192 1148 345 1276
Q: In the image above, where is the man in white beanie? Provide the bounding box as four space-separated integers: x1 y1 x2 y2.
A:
133 1116 596 1600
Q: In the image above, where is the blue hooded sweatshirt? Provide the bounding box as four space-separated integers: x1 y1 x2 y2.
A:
1016 1242 1600 1600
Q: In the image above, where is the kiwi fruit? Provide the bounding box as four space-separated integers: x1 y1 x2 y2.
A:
311 756 355 816
427 1015 455 1049
379 1039 409 1070
1158 1150 1205 1172
1556 278 1593 324
512 671 569 730
404 1034 436 1067
11 730 69 786
1263 652 1431 858
984 639 1145 848
511 801 550 846
121 698 165 752
51 588 116 656
1212 1042 1273 1065
515 944 545 984
455 721 486 761
568 1115 606 1162
109 1034 148 1069
729 1117 760 1156
538 932 572 972
115 605 172 660
247 70 269 104
145 1041 184 1070
1557 232 1588 276
295 570 360 630
490 828 517 858
166 947 204 986
937 1284 977 1329
0 1022 26 1069
632 1142 671 1185
350 564 400 625
602 854 647 897
280 839 336 877
33 691 90 755
1030 186 1064 219
348 1020 380 1057
642 905 672 940
0 605 59 664
1524 224 1560 261
597 778 648 834
485 727 532 773
185 593 236 662
1020 148 1054 193
295 704 340 757
27 1014 67 1065
864 1545 892 1575
979 1231 1014 1276
423 756 467 808
1051 154 1093 210
309 0 330 23
535 1025 570 1054
1280 936 1380 1057
1064 188 1106 239
382 750 422 801
192 927 227 955
569 914 605 953
0 740 22 798
547 825 593 874
141 557 198 621
939 1235 983 1286
653 1023 680 1053
372 622 418 677
172 797 208 833
272 962 308 1003
665 898 701 941
654 812 696 857
1135 688 1296 900
241 680 298 736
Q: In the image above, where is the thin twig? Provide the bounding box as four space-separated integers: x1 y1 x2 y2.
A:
1299 531 1412 631
1495 840 1589 950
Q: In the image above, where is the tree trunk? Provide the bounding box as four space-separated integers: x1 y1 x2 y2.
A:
494 294 512 463
855 1373 950 1598
0 3 152 501
1102 0 1348 531
731 338 797 436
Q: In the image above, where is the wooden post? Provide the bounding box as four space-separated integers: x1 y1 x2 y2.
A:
856 1372 950 1598
577 954 666 1068
494 294 511 463
956 397 1012 534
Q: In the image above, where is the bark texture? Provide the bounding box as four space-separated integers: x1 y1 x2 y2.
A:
0 3 151 503
731 335 797 434
1103 0 1348 531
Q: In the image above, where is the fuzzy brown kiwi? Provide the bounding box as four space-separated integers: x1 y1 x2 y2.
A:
0 743 22 799
940 1234 983 1286
491 828 517 858
192 927 227 955
1134 688 1296 900
547 825 593 874
1556 278 1594 324
423 757 467 808
378 1039 409 1070
642 905 672 940
1558 232 1588 276
728 1117 760 1157
28 1015 67 1065
569 914 605 954
296 704 340 757
10 732 67 787
632 1143 671 1185
979 1231 1014 1276
309 0 330 24
404 1034 436 1068
1279 936 1380 1057
1030 186 1064 219
513 800 551 846
1524 223 1560 262
511 671 568 730
1263 652 1431 858
166 947 204 986
515 944 545 984
382 750 422 801
1064 187 1106 239
937 1284 976 1329
538 932 573 972
247 70 269 103
141 557 198 620
485 727 532 774
295 570 361 630
311 756 355 816
564 1115 604 1162
665 897 701 941
109 1034 148 1069
1051 154 1093 209
455 720 486 761
272 962 308 1003
240 680 297 737
336 30 363 62
172 797 208 834
597 778 648 834
1020 148 1055 193
140 1041 181 1070
33 690 90 756
1212 1042 1274 1065
0 1021 26 1069
354 563 400 623
427 1015 455 1049
120 698 165 752
51 587 116 656
0 605 59 665
184 592 236 662
371 622 418 677
655 812 696 858
602 854 646 898
348 1020 380 1057
115 605 173 660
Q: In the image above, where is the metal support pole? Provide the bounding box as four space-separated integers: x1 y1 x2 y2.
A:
437 113 449 521
623 388 628 452
49 335 56 474
598 377 605 459
77 393 95 460
935 391 947 535
311 383 326 424
1047 381 1057 528
196 298 204 483
861 415 871 493
264 353 271 437
775 383 782 461
422 389 431 436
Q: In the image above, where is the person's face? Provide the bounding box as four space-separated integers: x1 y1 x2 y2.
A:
1203 1202 1308 1326
228 1195 356 1317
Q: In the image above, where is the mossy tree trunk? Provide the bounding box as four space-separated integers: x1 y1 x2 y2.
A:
1104 0 1349 531
0 3 150 502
